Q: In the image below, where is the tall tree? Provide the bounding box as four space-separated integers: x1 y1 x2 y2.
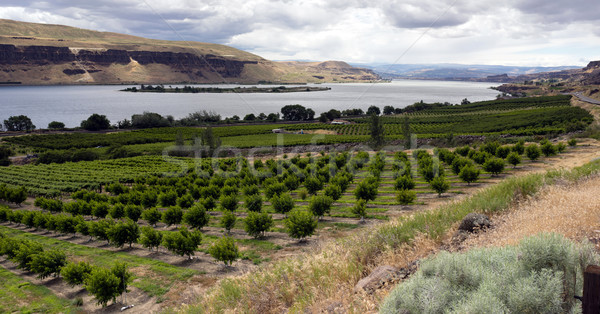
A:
369 114 385 150
4 115 35 132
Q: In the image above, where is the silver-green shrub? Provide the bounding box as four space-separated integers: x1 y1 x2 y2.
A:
380 233 599 314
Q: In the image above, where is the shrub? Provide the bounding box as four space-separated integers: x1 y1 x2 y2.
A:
158 190 178 207
139 226 163 252
526 144 541 161
429 176 450 197
183 204 210 230
354 179 378 201
62 261 94 286
162 227 202 259
177 194 194 209
483 157 505 176
162 206 184 227
84 268 121 307
219 195 239 212
556 142 567 153
507 152 522 168
541 142 557 157
512 140 525 155
242 185 260 196
107 219 140 248
264 183 286 199
351 199 367 221
308 195 333 219
109 204 125 219
458 164 481 185
28 249 67 279
380 233 599 314
495 146 511 159
285 210 317 240
80 114 110 131
394 175 415 190
397 189 417 205
124 204 142 222
47 121 65 129
568 138 577 147
208 236 239 266
471 151 491 165
304 177 323 195
141 207 162 226
244 211 273 239
220 211 237 233
271 193 294 215
244 194 263 212
324 184 342 201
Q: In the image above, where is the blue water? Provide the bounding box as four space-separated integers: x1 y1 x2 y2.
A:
0 80 499 128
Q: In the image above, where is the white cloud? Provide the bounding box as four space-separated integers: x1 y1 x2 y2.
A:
0 0 598 66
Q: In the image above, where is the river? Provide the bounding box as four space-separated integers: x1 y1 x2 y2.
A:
0 80 499 128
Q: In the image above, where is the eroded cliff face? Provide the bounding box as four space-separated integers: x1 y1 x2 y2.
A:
0 44 258 84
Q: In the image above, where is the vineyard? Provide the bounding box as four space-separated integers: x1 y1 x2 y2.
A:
3 96 590 158
0 136 575 310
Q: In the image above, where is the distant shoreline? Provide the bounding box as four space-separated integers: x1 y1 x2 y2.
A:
120 85 332 93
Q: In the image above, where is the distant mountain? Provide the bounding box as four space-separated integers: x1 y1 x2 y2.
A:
0 19 379 85
354 63 580 82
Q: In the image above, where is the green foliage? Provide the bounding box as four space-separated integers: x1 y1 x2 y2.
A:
158 190 178 207
495 145 511 158
61 261 94 286
380 233 599 314
351 199 368 220
369 113 385 150
220 211 237 233
541 142 557 157
354 178 379 201
568 138 577 147
177 194 194 209
394 175 415 190
28 249 67 279
507 152 522 168
108 219 139 248
526 144 541 161
244 194 263 212
162 206 184 227
139 226 163 252
124 204 142 222
208 236 240 266
304 177 323 195
308 195 333 218
4 115 35 132
285 209 318 241
162 227 202 258
80 114 110 131
84 267 121 307
429 176 450 197
513 140 525 155
483 157 506 176
397 189 417 205
183 204 211 230
324 184 343 201
219 195 239 212
271 193 295 215
264 182 287 199
458 165 481 185
244 211 274 239
141 207 162 226
109 203 125 219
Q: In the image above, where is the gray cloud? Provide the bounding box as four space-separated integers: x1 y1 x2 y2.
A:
0 0 598 66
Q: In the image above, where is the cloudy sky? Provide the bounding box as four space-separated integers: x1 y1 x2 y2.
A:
1 0 599 66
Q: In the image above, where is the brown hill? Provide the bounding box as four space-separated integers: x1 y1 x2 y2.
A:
0 19 379 85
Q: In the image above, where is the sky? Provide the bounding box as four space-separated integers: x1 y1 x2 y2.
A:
1 0 599 67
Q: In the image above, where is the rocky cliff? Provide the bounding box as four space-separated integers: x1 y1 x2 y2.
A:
0 19 380 85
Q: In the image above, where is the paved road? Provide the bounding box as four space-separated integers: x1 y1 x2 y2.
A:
572 92 600 105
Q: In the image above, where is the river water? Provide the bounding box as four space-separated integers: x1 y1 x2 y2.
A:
0 80 499 128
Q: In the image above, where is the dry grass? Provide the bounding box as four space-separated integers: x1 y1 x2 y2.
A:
462 174 600 249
